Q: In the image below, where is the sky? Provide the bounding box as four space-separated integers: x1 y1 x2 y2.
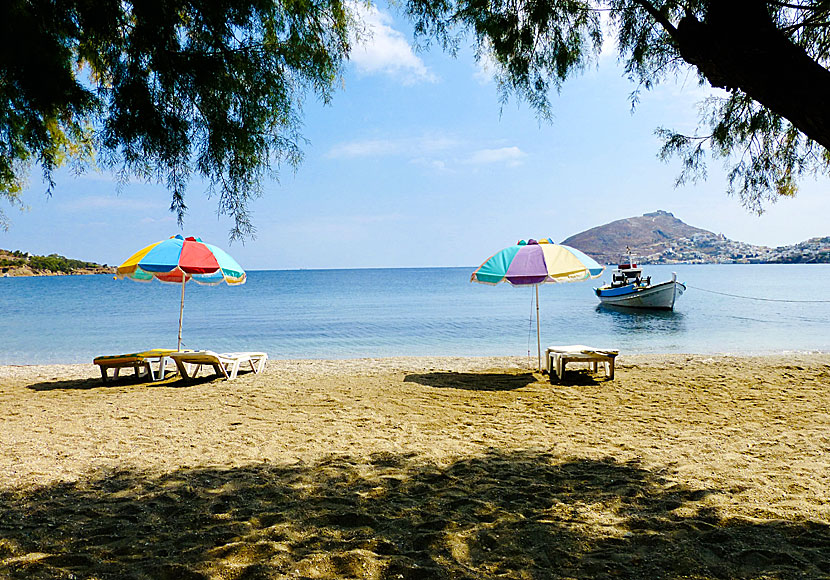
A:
3 3 830 270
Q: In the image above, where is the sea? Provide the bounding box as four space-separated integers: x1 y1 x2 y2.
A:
2 264 829 365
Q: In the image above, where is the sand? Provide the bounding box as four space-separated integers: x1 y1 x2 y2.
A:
1 354 830 579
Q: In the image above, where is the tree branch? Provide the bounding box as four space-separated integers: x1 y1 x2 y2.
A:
631 0 678 39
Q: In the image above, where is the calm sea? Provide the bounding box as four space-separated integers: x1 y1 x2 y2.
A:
2 264 829 365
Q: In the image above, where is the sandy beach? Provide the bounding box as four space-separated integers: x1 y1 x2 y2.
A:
1 354 830 578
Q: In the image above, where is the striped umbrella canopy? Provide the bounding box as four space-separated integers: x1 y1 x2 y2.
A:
471 238 604 371
116 235 246 350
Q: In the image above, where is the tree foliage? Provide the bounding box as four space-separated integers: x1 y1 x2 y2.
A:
0 250 100 272
3 1 830 234
404 0 830 211
0 0 353 237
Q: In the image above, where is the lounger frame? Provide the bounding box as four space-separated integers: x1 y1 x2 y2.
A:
170 351 268 380
93 350 175 383
546 345 619 382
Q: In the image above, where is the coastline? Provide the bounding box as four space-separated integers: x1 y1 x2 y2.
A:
0 268 114 277
2 353 829 578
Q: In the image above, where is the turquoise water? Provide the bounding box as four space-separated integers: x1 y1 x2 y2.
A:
2 264 829 364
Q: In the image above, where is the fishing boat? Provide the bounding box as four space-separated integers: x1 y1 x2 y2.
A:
594 256 685 310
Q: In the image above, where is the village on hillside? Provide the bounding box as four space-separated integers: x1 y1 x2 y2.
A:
639 234 830 264
645 235 830 264
562 211 830 265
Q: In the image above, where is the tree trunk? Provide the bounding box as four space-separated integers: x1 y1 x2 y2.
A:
673 1 830 151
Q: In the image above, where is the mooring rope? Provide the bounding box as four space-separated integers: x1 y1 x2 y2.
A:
687 284 830 303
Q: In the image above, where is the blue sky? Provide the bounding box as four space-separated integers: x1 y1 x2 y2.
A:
3 3 829 270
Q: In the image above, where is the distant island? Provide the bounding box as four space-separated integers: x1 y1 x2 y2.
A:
0 249 115 277
563 210 830 265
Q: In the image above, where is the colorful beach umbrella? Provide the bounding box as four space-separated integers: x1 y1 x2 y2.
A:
471 238 604 371
116 235 246 350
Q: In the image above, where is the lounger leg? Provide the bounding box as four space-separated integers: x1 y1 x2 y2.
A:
228 359 242 380
173 358 191 380
607 359 615 380
557 356 566 381
214 363 229 379
147 360 158 381
247 358 265 374
100 366 109 383
155 357 168 381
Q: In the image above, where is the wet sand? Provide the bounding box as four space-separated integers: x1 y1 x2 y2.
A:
1 354 829 578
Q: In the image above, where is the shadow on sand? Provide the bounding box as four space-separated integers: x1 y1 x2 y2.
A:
546 368 614 386
1 450 828 579
27 371 254 392
403 372 537 391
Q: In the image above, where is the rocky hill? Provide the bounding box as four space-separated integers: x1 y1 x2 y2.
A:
562 210 830 264
0 249 114 277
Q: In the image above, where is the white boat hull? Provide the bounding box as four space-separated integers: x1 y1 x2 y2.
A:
596 279 685 310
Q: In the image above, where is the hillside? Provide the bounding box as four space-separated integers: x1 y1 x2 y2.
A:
562 210 830 264
0 249 115 277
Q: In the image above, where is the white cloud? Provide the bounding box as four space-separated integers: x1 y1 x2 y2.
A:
410 158 448 172
349 3 436 84
473 48 499 85
598 10 618 62
327 139 403 158
326 134 526 169
326 135 460 159
466 146 527 166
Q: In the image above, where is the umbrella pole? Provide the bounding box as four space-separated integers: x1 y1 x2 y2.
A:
177 276 186 351
536 285 542 373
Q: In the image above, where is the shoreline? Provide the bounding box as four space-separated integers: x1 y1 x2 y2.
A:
2 353 830 578
3 348 830 369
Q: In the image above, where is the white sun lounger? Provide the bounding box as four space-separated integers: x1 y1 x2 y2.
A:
546 345 619 382
169 350 268 380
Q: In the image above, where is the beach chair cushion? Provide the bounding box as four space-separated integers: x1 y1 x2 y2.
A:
169 350 268 380
93 349 177 383
93 352 145 366
546 345 619 356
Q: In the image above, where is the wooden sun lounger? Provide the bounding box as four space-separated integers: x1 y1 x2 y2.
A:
93 349 176 383
546 345 619 382
169 350 268 380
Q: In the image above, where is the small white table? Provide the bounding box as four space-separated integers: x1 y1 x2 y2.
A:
546 345 619 382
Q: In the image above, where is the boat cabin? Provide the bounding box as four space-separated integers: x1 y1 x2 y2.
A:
610 263 650 287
